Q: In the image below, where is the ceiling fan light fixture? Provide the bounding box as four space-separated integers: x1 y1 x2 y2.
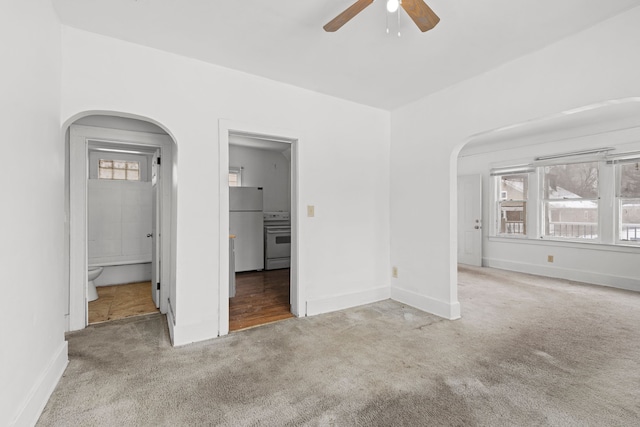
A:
386 0 400 13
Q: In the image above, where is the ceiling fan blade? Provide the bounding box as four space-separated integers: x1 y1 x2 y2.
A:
323 0 374 32
401 0 440 32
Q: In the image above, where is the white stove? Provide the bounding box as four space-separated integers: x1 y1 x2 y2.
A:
263 212 290 270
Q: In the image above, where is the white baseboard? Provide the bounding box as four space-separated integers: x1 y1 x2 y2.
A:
391 287 461 320
484 258 640 292
12 341 68 427
306 286 390 317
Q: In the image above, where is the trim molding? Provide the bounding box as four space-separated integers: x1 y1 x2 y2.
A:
12 341 68 427
484 257 640 292
306 286 390 317
391 287 461 320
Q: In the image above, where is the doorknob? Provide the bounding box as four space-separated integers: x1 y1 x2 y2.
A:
147 233 153 238
474 226 481 230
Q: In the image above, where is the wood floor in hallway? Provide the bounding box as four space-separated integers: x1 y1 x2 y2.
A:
88 281 159 324
229 268 293 332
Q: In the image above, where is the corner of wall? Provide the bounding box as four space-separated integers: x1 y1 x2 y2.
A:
11 341 68 427
390 286 461 320
306 286 391 317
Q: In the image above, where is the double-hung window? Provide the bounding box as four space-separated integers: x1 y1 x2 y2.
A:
542 162 599 240
617 161 640 243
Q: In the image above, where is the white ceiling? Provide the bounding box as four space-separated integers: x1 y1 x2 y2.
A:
52 0 640 110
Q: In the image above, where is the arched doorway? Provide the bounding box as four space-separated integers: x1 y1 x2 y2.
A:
63 112 177 333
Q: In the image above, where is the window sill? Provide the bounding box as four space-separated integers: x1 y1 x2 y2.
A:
488 236 640 254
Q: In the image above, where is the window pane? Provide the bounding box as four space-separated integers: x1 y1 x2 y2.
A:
620 199 640 241
113 169 126 180
620 163 640 198
99 168 113 179
127 170 140 181
229 172 238 187
499 201 526 235
113 160 126 170
499 174 527 200
544 162 599 199
127 161 139 170
545 200 598 239
99 160 113 168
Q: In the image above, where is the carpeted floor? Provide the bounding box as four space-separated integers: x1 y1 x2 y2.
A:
38 266 640 426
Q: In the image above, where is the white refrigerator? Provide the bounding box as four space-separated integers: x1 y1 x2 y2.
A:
229 187 264 272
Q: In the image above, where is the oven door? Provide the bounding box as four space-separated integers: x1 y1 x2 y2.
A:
265 227 291 259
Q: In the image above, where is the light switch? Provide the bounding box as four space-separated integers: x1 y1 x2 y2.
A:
307 205 315 217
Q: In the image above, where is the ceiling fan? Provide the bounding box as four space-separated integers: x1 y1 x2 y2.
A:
324 0 440 33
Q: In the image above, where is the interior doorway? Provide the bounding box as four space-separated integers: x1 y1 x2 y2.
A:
218 121 301 336
457 174 483 266
66 115 175 331
228 136 293 331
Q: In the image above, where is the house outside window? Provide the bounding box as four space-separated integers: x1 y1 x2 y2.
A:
542 162 599 240
497 174 528 236
617 162 640 243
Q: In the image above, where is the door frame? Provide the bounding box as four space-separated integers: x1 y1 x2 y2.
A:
218 120 302 336
68 124 173 331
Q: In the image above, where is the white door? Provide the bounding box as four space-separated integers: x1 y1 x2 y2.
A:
151 150 161 308
457 174 483 266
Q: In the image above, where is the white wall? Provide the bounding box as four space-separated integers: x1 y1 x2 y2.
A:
229 144 290 212
459 122 640 292
0 2 68 426
390 6 640 318
61 27 391 345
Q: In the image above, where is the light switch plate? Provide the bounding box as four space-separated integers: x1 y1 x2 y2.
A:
307 205 315 217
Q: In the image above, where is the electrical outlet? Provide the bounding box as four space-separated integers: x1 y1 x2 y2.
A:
547 255 554 263
392 266 398 278
307 205 315 217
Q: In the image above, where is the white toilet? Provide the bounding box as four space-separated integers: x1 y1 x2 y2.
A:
87 266 103 302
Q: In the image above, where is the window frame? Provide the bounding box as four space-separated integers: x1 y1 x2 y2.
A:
98 159 141 181
494 172 530 238
540 161 601 242
615 160 640 246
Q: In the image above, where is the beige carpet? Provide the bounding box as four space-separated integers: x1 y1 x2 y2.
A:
38 266 640 426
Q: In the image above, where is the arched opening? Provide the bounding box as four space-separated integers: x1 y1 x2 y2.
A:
454 97 640 308
63 111 178 338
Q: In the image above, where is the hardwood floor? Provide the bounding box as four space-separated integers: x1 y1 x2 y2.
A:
229 268 293 332
88 281 159 324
